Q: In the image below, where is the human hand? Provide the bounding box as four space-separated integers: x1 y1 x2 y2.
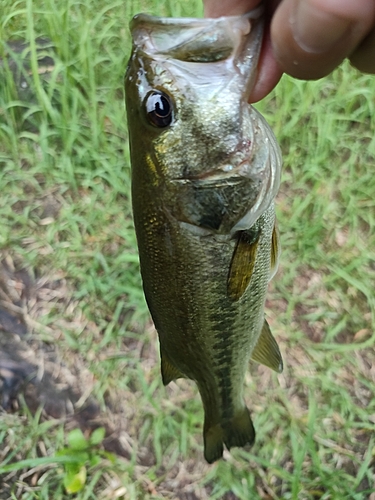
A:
203 0 375 102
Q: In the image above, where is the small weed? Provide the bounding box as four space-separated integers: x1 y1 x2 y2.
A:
56 427 114 494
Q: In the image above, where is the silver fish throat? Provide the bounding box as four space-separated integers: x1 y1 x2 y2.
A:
125 10 283 463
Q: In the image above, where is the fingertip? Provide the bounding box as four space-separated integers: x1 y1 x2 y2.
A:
249 68 283 103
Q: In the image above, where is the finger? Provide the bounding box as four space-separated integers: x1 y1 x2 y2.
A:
271 0 375 80
249 27 283 102
203 0 262 18
350 26 375 73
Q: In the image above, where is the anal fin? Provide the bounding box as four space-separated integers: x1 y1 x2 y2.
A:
160 349 185 385
251 319 283 373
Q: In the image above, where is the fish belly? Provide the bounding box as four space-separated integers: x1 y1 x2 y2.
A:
134 197 275 462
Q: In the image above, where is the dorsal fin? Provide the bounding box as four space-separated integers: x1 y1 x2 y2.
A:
251 319 283 373
227 228 261 301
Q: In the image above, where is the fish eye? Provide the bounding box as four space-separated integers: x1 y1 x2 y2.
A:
144 91 173 128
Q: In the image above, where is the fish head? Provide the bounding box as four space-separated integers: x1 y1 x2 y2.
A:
125 10 281 234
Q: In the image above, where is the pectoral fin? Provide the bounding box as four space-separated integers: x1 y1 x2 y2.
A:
270 222 280 280
251 320 283 373
227 228 261 301
160 349 185 385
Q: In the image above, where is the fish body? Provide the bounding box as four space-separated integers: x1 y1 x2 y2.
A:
125 10 282 463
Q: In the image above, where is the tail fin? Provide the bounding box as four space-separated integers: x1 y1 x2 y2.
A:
203 423 224 464
203 407 255 463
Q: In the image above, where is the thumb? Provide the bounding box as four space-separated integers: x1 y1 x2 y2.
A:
271 0 375 79
203 0 262 18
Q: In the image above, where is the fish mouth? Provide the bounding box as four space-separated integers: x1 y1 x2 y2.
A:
130 8 263 63
173 157 256 183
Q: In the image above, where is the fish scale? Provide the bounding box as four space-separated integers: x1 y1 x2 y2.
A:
125 9 283 463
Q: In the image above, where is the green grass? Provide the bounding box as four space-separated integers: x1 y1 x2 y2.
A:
1 0 375 498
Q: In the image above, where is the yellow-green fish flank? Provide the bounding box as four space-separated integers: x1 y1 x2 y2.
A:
125 8 282 463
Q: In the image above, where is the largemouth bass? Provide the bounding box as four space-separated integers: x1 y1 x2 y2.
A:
125 8 283 463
